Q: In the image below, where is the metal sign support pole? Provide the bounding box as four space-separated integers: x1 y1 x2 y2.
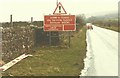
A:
49 32 52 46
68 31 71 48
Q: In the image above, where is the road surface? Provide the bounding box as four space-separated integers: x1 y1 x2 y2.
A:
81 25 118 76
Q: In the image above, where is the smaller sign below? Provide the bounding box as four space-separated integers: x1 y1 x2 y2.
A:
44 15 76 31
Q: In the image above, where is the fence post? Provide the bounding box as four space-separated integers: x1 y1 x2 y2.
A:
10 15 13 27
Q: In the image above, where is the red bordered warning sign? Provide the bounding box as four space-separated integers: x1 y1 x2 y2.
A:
44 2 76 31
53 2 67 14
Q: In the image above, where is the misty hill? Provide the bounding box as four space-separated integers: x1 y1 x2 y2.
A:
87 12 118 22
96 12 118 20
87 12 118 27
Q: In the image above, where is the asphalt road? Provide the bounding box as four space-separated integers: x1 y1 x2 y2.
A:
81 26 118 76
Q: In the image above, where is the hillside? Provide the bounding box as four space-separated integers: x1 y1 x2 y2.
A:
96 12 118 20
87 12 119 32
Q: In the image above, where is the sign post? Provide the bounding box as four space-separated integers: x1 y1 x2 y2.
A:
68 31 71 47
49 32 52 46
44 2 76 47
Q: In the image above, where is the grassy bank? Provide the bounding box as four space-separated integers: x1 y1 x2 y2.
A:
4 27 87 76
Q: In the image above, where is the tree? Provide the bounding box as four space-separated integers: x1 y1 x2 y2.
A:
76 14 86 31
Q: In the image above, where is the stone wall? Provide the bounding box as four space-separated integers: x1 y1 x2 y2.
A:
2 26 35 62
1 25 68 63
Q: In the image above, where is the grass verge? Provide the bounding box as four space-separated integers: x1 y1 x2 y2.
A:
4 27 87 76
96 25 119 32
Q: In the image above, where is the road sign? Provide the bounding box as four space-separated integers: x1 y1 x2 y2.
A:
44 15 76 31
53 2 67 14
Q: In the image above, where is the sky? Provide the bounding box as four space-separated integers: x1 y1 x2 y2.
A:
0 0 119 22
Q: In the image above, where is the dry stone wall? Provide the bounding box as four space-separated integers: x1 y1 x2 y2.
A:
2 26 35 62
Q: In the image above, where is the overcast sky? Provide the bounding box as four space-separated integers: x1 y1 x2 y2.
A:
0 0 119 22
